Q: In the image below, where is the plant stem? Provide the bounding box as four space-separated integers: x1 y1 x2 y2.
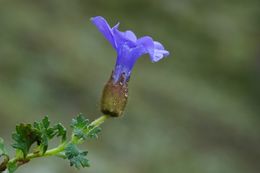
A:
90 115 109 127
27 142 67 159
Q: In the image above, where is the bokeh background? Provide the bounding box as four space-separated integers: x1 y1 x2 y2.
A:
0 0 260 173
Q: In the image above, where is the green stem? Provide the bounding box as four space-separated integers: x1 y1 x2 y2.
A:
90 115 109 127
27 142 67 159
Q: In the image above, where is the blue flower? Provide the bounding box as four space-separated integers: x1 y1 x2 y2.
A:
92 16 170 117
91 16 169 83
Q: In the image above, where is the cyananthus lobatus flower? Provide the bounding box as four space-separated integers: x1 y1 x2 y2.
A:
91 16 169 117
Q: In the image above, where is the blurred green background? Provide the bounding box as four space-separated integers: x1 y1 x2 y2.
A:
0 0 260 173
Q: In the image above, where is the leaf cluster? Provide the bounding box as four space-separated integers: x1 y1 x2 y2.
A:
65 114 101 168
71 114 101 141
12 116 67 158
0 114 102 172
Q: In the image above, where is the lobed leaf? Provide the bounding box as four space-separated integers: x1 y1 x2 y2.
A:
12 116 68 157
54 123 67 142
7 162 17 173
86 125 101 139
65 143 89 169
33 116 56 154
12 124 40 158
71 114 89 140
0 137 7 155
71 114 101 140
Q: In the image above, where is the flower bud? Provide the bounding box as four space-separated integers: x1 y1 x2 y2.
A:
101 73 128 117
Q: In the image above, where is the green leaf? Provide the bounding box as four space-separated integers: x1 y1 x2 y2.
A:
0 137 7 155
7 162 17 173
12 124 40 157
11 116 68 158
87 125 101 139
33 116 56 154
54 123 67 142
0 138 9 172
65 143 89 169
71 114 101 140
71 114 89 140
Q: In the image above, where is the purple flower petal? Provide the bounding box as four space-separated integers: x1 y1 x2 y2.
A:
111 22 137 43
112 28 137 48
152 41 170 62
154 41 164 49
152 49 169 62
91 16 117 49
113 45 146 82
137 36 169 62
137 36 154 53
124 30 137 42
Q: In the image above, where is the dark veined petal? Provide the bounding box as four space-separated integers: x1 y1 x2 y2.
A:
91 16 117 49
